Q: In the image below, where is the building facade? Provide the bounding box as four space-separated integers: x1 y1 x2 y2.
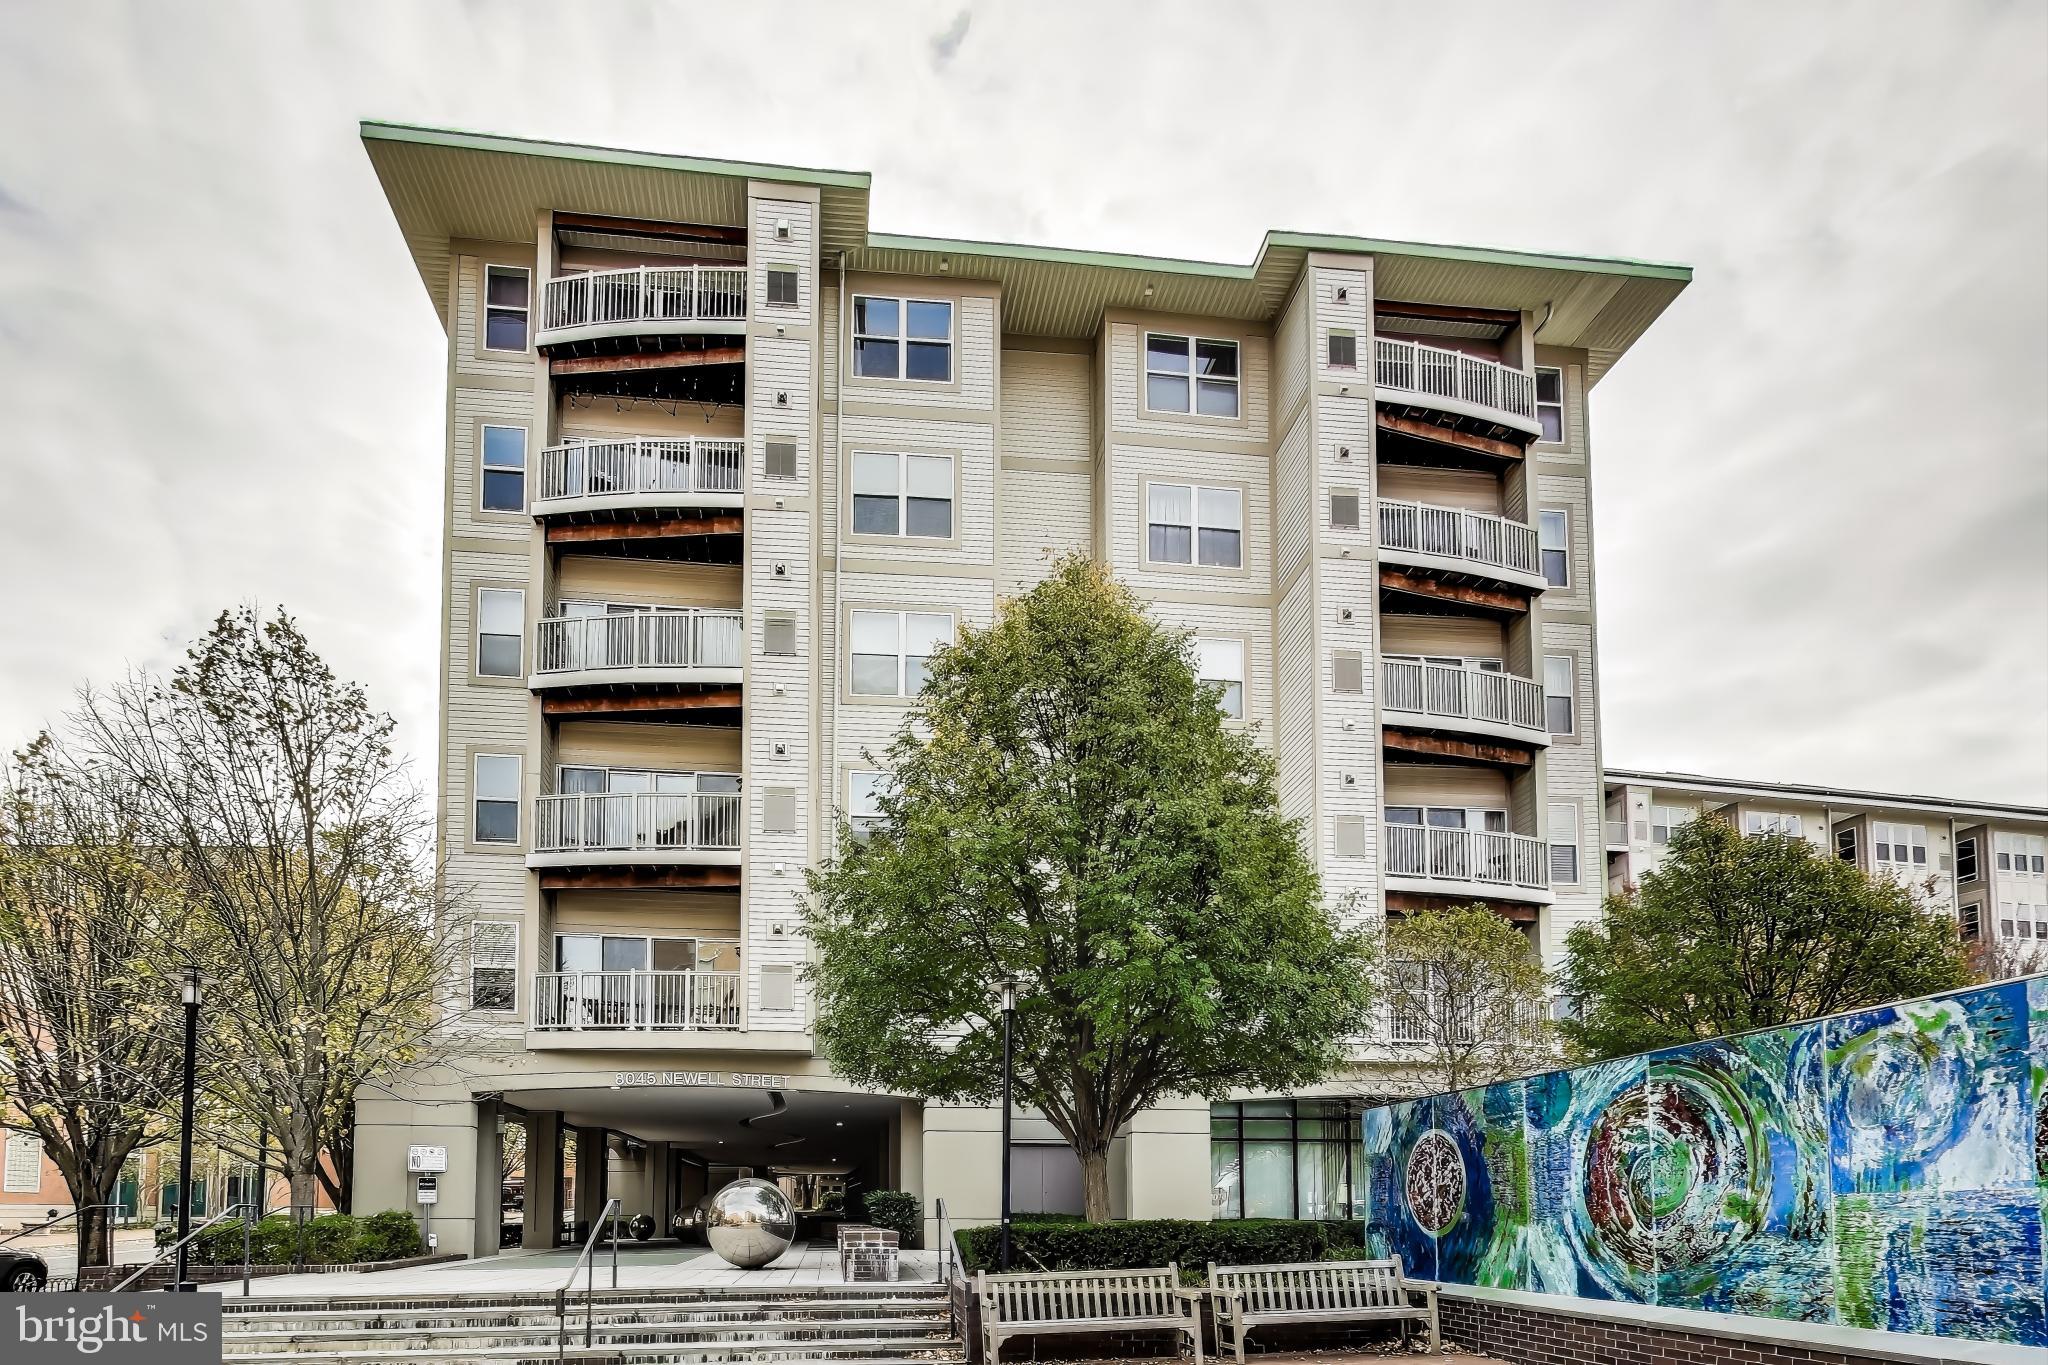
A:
351 122 1690 1255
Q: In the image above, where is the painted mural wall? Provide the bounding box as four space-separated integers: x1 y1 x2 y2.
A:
1361 976 2048 1346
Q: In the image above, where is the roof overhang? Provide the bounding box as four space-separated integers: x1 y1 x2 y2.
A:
1605 768 2048 826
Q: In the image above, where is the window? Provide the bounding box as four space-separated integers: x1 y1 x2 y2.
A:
1543 655 1575 735
1651 805 1693 844
850 610 952 697
851 451 953 538
1873 822 1928 869
1743 810 1804 838
1211 1099 1363 1222
1538 510 1569 587
1836 826 1860 863
1195 638 1245 718
1549 803 1581 884
1958 901 1981 941
473 754 521 844
1146 482 1243 568
848 770 889 839
470 921 517 1012
765 265 799 307
484 266 530 351
1535 366 1563 443
764 440 797 480
1957 837 1980 883
1327 329 1357 368
1144 333 1240 418
476 588 524 678
853 295 952 382
1330 488 1360 531
480 425 527 512
1996 833 2047 875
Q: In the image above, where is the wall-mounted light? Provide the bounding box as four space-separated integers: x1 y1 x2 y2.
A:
1335 286 1349 303
772 742 787 757
1337 446 1352 461
1338 608 1355 623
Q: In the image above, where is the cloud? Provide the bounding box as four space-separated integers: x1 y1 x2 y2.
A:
929 8 971 69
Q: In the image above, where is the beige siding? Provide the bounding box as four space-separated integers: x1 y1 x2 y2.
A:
1381 614 1508 658
552 722 741 774
554 558 742 607
997 467 1092 595
1105 320 1270 447
999 349 1091 462
1384 765 1512 810
1377 465 1504 514
1106 443 1272 599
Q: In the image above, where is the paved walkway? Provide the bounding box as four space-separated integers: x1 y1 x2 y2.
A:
205 1240 942 1298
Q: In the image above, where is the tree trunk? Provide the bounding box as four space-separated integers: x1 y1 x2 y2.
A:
1080 1148 1113 1223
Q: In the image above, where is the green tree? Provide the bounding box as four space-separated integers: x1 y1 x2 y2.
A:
803 558 1378 1221
1385 905 1553 1093
1558 814 1973 1059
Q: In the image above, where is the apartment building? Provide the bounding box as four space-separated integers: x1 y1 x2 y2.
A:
351 122 1689 1254
1605 769 2048 950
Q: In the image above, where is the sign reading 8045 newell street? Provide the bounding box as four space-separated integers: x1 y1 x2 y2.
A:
611 1070 789 1088
11 1296 222 1363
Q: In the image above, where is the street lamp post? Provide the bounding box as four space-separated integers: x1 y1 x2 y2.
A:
173 965 202 1293
998 978 1017 1273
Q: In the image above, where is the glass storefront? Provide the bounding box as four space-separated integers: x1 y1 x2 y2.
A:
1210 1098 1364 1220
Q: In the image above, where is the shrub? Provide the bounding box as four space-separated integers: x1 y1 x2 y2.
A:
862 1190 920 1249
353 1210 425 1262
957 1218 1367 1275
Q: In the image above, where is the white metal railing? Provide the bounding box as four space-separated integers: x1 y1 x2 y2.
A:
1384 824 1549 891
1607 820 1629 846
1382 661 1545 735
1378 499 1540 577
1374 335 1536 423
537 438 744 504
533 970 743 1031
534 610 743 676
541 266 747 334
533 791 742 854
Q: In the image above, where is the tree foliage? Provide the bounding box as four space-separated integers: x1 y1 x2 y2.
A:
803 558 1378 1220
1558 814 1974 1059
1384 904 1553 1093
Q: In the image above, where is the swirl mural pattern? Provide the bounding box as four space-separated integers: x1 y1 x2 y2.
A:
1361 977 2047 1348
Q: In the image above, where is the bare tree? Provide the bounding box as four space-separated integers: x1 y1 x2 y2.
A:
1385 904 1554 1094
80 607 464 1216
0 735 190 1267
1969 930 2048 984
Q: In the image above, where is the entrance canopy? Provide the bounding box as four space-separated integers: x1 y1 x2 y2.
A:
500 1083 903 1171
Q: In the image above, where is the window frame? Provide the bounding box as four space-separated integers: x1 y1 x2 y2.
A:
847 449 957 542
472 753 522 846
482 265 531 354
1194 637 1246 719
1326 328 1357 370
1142 332 1242 420
469 920 519 1014
474 587 525 680
1651 805 1694 845
847 769 890 840
1548 802 1581 884
850 293 955 384
1957 836 1980 883
1534 365 1564 444
1537 509 1570 588
847 608 955 700
1542 655 1576 736
764 264 800 308
1873 821 1929 869
478 423 528 515
1143 479 1245 570
1743 810 1805 838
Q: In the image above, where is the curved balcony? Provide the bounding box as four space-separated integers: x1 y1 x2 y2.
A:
1382 661 1549 749
533 970 742 1032
1373 337 1541 439
533 438 744 518
537 265 746 349
1377 500 1548 596
528 791 742 870
1383 823 1553 905
531 609 743 692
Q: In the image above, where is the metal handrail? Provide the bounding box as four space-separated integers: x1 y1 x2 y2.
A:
112 1203 254 1294
934 1196 959 1337
0 1203 122 1249
555 1196 622 1362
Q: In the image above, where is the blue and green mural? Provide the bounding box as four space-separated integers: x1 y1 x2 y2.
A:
1360 977 2048 1346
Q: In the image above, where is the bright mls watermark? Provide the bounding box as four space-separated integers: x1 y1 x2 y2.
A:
10 1296 220 1362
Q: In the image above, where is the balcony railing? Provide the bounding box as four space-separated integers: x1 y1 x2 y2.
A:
534 610 743 677
1385 824 1549 892
1378 500 1541 580
1382 661 1546 738
533 791 742 855
536 438 744 506
540 266 747 336
1373 336 1537 429
533 970 742 1031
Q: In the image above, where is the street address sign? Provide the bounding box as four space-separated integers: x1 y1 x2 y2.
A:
407 1145 448 1173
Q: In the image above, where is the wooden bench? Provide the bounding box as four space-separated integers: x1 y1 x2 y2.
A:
975 1264 1204 1365
1206 1258 1437 1361
836 1224 900 1282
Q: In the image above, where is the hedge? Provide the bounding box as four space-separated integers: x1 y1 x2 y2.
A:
155 1211 425 1266
957 1217 1367 1274
861 1190 920 1248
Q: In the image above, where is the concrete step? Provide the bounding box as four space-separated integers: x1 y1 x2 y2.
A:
225 1323 955 1353
224 1289 950 1318
226 1305 950 1335
224 1349 961 1365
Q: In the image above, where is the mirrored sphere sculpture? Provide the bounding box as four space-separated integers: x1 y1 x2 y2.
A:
703 1178 796 1268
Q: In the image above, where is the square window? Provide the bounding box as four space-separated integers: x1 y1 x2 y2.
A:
764 440 797 480
1330 490 1360 531
1145 333 1239 418
763 612 797 658
851 451 954 539
853 295 951 382
849 610 953 697
766 266 799 307
1327 330 1357 368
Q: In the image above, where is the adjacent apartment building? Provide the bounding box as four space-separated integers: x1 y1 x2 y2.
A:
352 122 1690 1255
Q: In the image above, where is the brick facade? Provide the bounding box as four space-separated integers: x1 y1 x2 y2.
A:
1438 1294 1904 1365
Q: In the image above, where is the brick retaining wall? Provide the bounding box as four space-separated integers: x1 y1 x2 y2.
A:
1437 1294 1884 1365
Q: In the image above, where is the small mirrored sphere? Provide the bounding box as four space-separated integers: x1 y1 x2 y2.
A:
703 1178 796 1268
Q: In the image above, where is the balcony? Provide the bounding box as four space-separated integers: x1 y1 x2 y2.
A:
1373 337 1542 440
531 609 743 692
1378 500 1548 600
1381 661 1549 749
533 438 744 519
1384 824 1553 905
532 970 742 1032
528 791 742 870
537 265 747 349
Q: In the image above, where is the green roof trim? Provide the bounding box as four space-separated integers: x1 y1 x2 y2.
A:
862 232 1258 279
1264 231 1693 282
359 120 874 191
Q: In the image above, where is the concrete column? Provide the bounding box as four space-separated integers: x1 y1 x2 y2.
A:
1122 1096 1213 1221
647 1142 673 1235
471 1100 502 1259
895 1100 924 1227
573 1126 607 1236
349 1091 481 1256
921 1102 999 1249
523 1111 561 1249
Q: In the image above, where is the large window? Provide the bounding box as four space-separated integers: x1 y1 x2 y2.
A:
484 266 530 352
1873 821 1928 871
476 588 524 678
1542 655 1575 735
1743 810 1804 837
470 921 517 1012
853 295 953 382
1147 482 1243 568
851 451 953 538
1145 333 1240 418
480 425 527 512
1996 833 2047 875
1535 365 1563 442
1538 510 1570 587
1195 638 1245 719
1549 802 1581 884
1957 837 1981 883
850 610 953 697
473 755 521 844
1210 1099 1361 1221
1651 805 1694 844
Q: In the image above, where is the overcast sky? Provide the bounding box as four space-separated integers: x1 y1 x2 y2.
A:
1 1 2043 804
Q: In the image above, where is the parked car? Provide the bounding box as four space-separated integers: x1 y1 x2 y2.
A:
0 1246 49 1292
